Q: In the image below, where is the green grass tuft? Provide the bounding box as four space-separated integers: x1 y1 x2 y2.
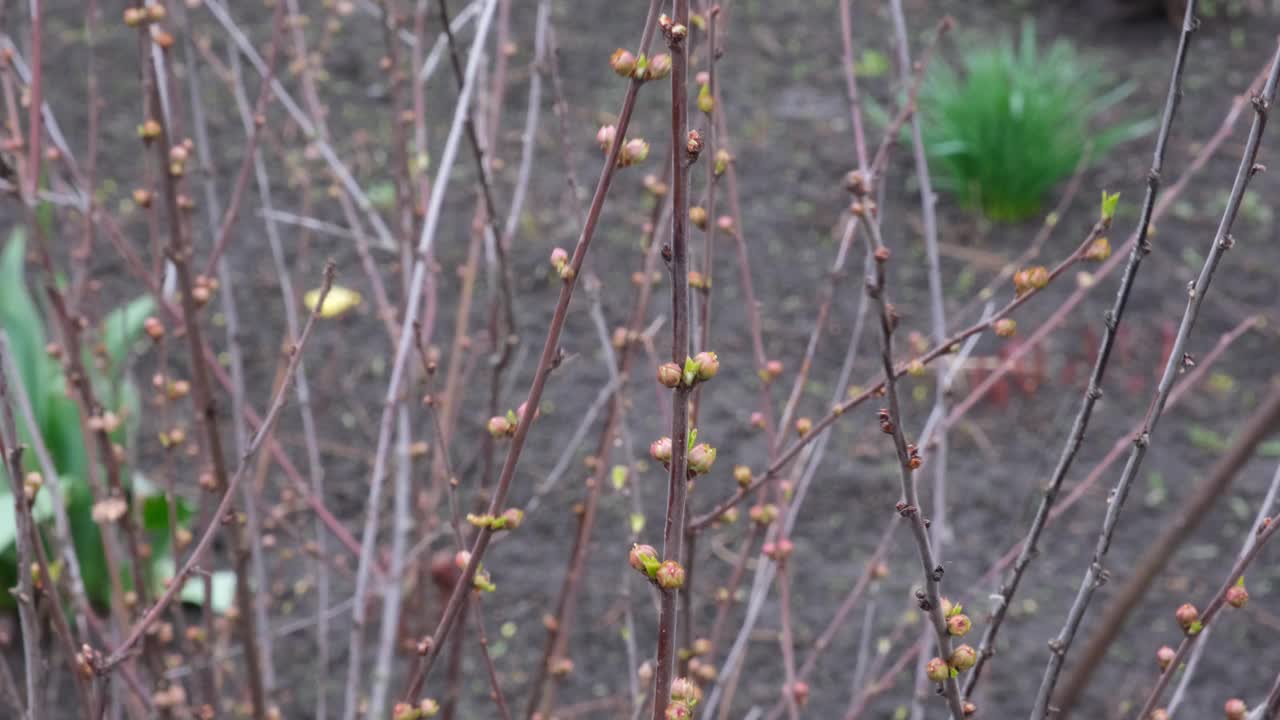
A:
918 20 1154 221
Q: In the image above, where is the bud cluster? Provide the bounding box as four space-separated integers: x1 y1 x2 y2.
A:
596 124 651 167
465 508 524 532
657 351 720 389
629 544 686 591
487 402 538 439
609 48 672 82
392 699 440 720
1013 266 1050 297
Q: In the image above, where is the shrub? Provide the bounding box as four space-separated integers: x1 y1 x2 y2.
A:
918 20 1154 220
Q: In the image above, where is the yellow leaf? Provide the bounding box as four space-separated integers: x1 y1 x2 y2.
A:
304 285 361 318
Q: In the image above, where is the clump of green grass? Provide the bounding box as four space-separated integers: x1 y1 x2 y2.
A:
918 21 1153 221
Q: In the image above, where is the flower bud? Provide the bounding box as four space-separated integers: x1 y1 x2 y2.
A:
630 544 660 576
994 318 1016 337
844 169 871 197
619 138 650 167
963 702 977 717
144 316 165 341
664 705 692 720
1085 237 1111 262
1150 710 1169 720
670 677 701 706
650 437 673 464
499 508 524 530
714 149 731 177
763 537 793 561
733 465 752 487
688 270 707 290
750 412 766 429
716 215 734 233
749 503 777 526
789 680 810 708
1013 266 1050 297
795 417 812 436
763 359 783 381
689 206 709 230
644 174 669 196
686 129 703 159
656 560 685 589
947 613 972 638
1156 645 1176 670
550 247 569 272
610 48 636 77
949 644 977 672
926 657 950 682
907 359 925 377
645 53 672 81
1224 698 1247 720
596 124 617 152
692 638 712 656
658 362 683 388
692 351 719 381
487 416 513 438
1226 584 1249 609
688 443 717 475
1175 603 1199 632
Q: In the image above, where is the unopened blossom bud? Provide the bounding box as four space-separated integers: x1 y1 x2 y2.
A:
610 48 637 77
693 638 712 656
658 362 684 388
644 174 669 196
487 416 512 438
871 561 890 580
1085 237 1111 262
963 702 977 717
454 550 471 571
686 129 703 158
143 316 164 340
750 412 766 429
665 705 692 720
630 544 659 576
688 443 717 475
907 359 925 377
619 138 650 167
733 465 752 487
596 124 617 152
670 677 701 706
517 401 539 424
950 644 977 672
550 247 569 272
393 702 418 720
994 318 1016 337
656 560 685 589
689 206 708 230
1156 645 1176 670
138 119 162 142
693 351 719 381
1224 698 1247 720
749 503 777 526
1013 266 1050 297
795 417 812 436
789 680 810 707
714 149 731 176
926 656 950 682
763 537 794 561
844 169 871 197
764 359 783 381
716 215 734 233
123 7 145 26
1175 603 1199 632
1150 710 1169 720
645 53 672 81
947 614 972 638
650 437 673 464
133 188 153 208
688 270 707 289
1226 583 1249 609
500 508 524 530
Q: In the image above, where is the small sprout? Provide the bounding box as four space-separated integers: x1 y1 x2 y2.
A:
926 657 950 683
650 437 673 464
472 567 496 593
689 206 709 230
656 560 686 590
1224 698 1247 720
994 318 1017 337
1156 645 1176 671
688 443 717 475
1013 266 1050 297
714 149 731 176
629 544 661 578
610 48 637 77
795 417 812 437
733 465 752 488
1100 190 1121 224
949 644 977 672
658 362 684 389
697 83 715 114
1226 580 1249 609
1175 603 1199 633
1085 237 1112 262
692 351 720 381
947 613 972 638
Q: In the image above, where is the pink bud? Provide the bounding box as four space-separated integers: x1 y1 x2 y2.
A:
610 48 636 77
658 362 683 389
765 359 784 379
596 124 617 152
733 465 752 487
620 138 650 167
947 614 972 638
994 318 1017 337
950 644 977 672
629 544 658 575
789 680 810 707
1226 585 1249 609
926 657 949 682
693 351 719 381
487 416 512 438
550 247 569 270
794 417 812 436
1156 645 1176 671
650 437 673 464
646 53 672 81
664 704 692 720
688 443 717 475
517 401 540 423
1225 698 1247 720
656 560 685 589
750 412 766 429
1175 603 1199 632
716 215 734 232
454 550 471 571
670 677 701 705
